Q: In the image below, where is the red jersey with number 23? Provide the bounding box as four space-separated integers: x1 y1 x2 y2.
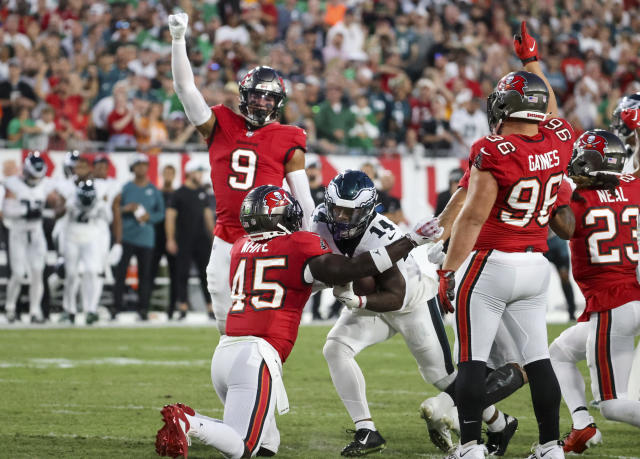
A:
226 231 332 361
208 105 306 243
460 118 575 252
556 177 640 320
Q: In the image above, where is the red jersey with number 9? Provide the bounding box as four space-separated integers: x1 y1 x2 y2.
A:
562 176 640 320
208 105 307 243
226 231 332 361
460 117 575 252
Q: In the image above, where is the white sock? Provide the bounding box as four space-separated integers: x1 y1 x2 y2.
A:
185 412 245 459
6 274 21 314
323 340 371 422
81 272 99 313
29 269 44 318
551 358 587 414
600 399 640 427
63 275 80 314
355 420 376 431
486 409 506 432
571 408 593 429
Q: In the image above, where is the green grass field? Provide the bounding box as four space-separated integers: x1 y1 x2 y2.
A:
1 324 638 458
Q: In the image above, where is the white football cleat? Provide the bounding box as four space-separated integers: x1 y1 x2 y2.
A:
420 396 454 452
528 440 565 458
443 404 460 437
447 440 488 458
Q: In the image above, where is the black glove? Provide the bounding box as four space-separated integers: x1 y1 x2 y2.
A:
25 207 43 220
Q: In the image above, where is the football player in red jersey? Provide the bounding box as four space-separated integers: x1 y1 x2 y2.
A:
438 22 573 459
168 13 316 334
548 130 640 451
155 185 442 459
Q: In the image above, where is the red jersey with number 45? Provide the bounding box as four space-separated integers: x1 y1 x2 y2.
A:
558 176 640 320
208 105 306 243
461 118 575 252
226 231 331 361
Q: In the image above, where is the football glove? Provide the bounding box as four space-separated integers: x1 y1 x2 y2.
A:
427 240 446 265
513 21 539 64
437 269 455 313
621 108 640 131
333 283 366 310
108 243 123 266
168 13 188 41
407 216 444 247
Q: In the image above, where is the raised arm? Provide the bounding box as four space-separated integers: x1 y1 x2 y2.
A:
170 13 216 139
284 149 315 231
514 21 558 118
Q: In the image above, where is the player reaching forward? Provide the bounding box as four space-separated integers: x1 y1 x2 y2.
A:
549 130 640 448
168 12 315 334
439 21 573 459
154 185 442 459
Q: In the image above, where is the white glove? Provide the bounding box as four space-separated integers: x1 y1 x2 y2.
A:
333 283 366 310
108 243 123 266
168 13 188 41
427 240 446 265
407 216 444 246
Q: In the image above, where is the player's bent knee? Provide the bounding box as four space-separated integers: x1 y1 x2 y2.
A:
323 339 355 363
549 341 574 364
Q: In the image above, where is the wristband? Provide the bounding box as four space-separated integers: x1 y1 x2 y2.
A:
521 56 538 64
370 246 392 273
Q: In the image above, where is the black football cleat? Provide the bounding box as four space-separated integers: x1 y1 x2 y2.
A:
486 413 518 456
341 429 386 457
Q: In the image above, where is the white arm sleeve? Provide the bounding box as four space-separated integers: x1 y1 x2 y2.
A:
171 40 212 127
286 169 315 231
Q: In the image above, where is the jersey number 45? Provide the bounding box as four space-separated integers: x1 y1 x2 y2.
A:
230 256 287 312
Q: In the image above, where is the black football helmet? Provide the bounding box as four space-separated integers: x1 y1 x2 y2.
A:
63 150 80 178
324 170 377 240
569 129 627 176
239 185 303 239
76 180 97 209
23 151 47 186
487 71 549 134
238 66 286 127
611 92 640 141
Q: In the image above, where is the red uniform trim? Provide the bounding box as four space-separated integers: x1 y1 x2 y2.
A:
595 310 617 400
455 250 492 363
245 361 272 453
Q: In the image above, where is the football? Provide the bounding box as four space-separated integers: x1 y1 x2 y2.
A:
353 276 377 296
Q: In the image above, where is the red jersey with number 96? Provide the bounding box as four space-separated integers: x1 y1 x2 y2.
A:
560 176 640 320
208 105 307 243
226 231 332 361
460 117 575 252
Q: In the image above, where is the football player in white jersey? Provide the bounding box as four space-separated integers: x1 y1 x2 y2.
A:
59 180 111 324
312 171 511 456
2 152 57 323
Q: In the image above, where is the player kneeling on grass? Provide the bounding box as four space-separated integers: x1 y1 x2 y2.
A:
311 170 456 456
155 185 442 459
549 129 640 453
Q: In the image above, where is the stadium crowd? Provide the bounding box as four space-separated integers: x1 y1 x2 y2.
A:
0 0 639 156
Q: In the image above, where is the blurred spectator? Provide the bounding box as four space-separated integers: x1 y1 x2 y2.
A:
165 161 214 320
112 154 165 321
0 58 37 138
151 165 177 320
347 94 379 153
449 96 489 157
315 84 353 148
7 105 38 148
306 157 325 206
136 101 168 154
106 86 139 150
166 111 197 147
29 105 56 150
435 168 464 216
376 170 404 225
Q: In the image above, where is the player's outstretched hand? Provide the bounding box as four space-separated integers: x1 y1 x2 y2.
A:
427 240 446 265
168 12 188 41
333 283 366 310
437 269 455 313
407 216 444 246
621 109 640 131
513 21 539 64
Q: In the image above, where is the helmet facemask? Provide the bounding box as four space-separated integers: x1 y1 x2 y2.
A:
238 66 286 127
324 173 377 241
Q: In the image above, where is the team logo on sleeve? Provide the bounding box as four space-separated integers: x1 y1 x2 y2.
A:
497 74 527 97
578 134 608 157
264 189 292 215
